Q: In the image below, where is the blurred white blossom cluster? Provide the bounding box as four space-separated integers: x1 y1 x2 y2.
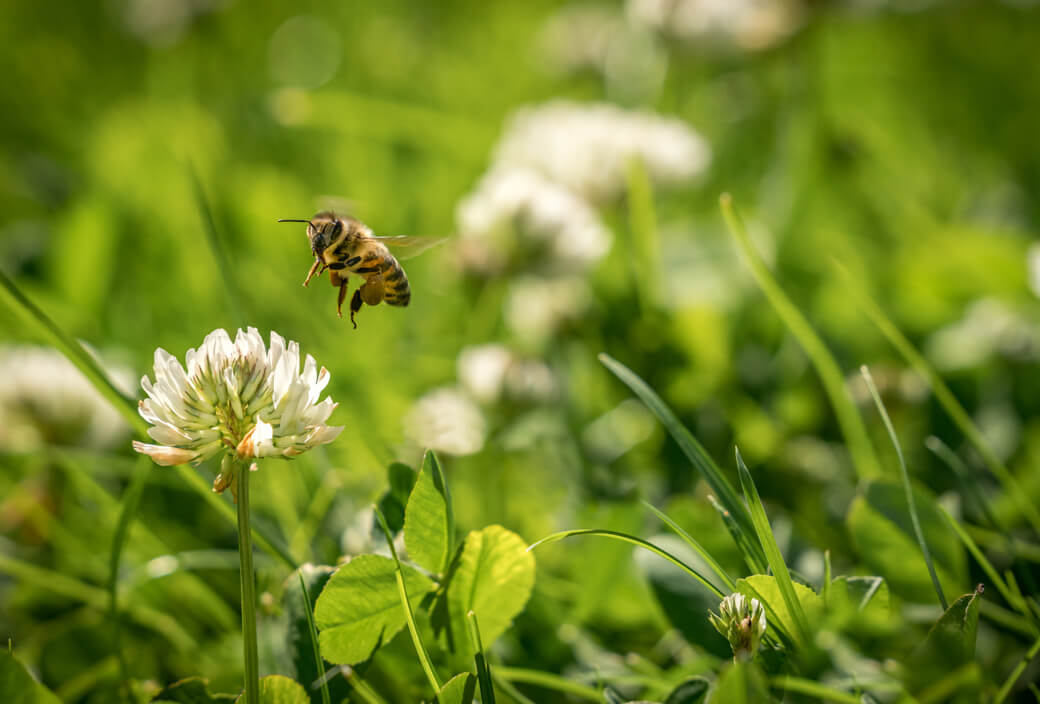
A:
626 0 803 50
926 298 1040 371
403 344 558 457
457 100 709 343
0 345 132 451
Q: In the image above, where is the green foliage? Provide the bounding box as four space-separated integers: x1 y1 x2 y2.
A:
663 677 709 704
151 678 237 703
0 652 61 704
709 662 768 704
445 525 535 659
314 555 434 665
435 673 476 704
405 450 455 575
847 480 966 602
284 565 343 704
735 575 823 647
235 676 309 704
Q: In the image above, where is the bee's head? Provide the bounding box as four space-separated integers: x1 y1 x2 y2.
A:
279 212 343 257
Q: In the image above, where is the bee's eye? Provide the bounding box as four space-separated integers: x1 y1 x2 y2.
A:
331 221 342 235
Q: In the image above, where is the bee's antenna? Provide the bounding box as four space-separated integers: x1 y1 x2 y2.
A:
277 218 312 223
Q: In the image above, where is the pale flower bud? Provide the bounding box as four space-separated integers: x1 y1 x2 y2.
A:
709 593 767 660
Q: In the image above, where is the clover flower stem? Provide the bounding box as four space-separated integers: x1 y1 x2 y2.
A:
236 461 260 704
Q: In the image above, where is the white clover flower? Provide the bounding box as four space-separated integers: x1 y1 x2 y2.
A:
457 344 558 405
456 166 612 276
0 345 132 451
403 387 486 457
709 593 767 660
493 100 710 202
132 327 343 494
504 276 593 346
626 0 802 51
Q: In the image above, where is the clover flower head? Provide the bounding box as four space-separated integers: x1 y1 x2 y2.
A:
709 592 767 660
132 328 343 494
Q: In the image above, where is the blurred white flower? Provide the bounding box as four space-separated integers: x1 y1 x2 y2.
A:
0 346 132 451
627 0 802 51
1027 242 1040 299
457 344 558 405
122 0 229 47
505 276 593 346
925 299 1040 371
456 166 612 276
340 505 408 559
709 593 767 660
493 100 710 202
132 327 343 494
403 387 486 457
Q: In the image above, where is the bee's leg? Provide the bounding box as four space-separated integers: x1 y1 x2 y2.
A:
359 275 384 306
302 258 323 287
330 271 349 318
349 288 363 329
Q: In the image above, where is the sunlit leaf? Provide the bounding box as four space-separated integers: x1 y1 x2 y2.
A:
234 675 309 704
435 673 476 704
315 555 434 665
405 450 455 575
736 575 823 647
446 525 535 657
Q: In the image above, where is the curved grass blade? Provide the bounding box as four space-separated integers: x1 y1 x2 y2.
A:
642 500 736 592
720 195 880 481
108 456 150 688
492 667 601 702
374 506 441 693
861 366 947 610
735 448 811 645
707 494 768 574
528 529 725 599
770 676 862 703
994 634 1040 704
833 259 1040 533
466 611 496 704
297 572 333 704
188 163 245 327
598 353 763 568
0 269 296 569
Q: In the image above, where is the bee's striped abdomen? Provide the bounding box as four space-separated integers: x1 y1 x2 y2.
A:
381 256 411 307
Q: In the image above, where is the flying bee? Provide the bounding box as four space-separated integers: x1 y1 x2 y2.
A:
278 212 439 329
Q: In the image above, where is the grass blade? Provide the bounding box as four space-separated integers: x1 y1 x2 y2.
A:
598 353 762 567
925 436 1003 532
833 259 1040 533
467 611 496 704
707 494 768 574
374 506 441 693
735 448 812 645
528 529 725 599
770 676 862 703
642 500 736 592
860 366 947 610
994 634 1040 704
108 456 150 688
625 156 662 313
719 194 880 480
297 572 332 704
492 667 601 702
187 164 245 327
0 269 296 570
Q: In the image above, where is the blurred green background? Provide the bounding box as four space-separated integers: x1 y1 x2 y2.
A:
3 0 1040 701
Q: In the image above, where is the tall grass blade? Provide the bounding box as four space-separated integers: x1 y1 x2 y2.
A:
860 366 947 610
0 269 296 569
707 494 768 574
735 448 812 645
187 164 245 327
925 436 1003 532
719 195 880 480
994 634 1040 704
528 529 725 599
625 157 662 313
833 260 1040 533
297 572 332 704
108 455 150 689
598 353 762 567
642 500 736 592
466 611 496 704
374 506 441 693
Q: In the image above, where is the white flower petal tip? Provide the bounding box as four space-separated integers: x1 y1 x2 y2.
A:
133 328 343 476
132 441 196 467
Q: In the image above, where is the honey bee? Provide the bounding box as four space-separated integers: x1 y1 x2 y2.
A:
279 212 436 328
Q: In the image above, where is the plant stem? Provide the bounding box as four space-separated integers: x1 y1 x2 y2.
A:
237 462 260 704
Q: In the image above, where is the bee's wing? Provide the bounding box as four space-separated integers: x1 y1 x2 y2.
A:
369 235 447 260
